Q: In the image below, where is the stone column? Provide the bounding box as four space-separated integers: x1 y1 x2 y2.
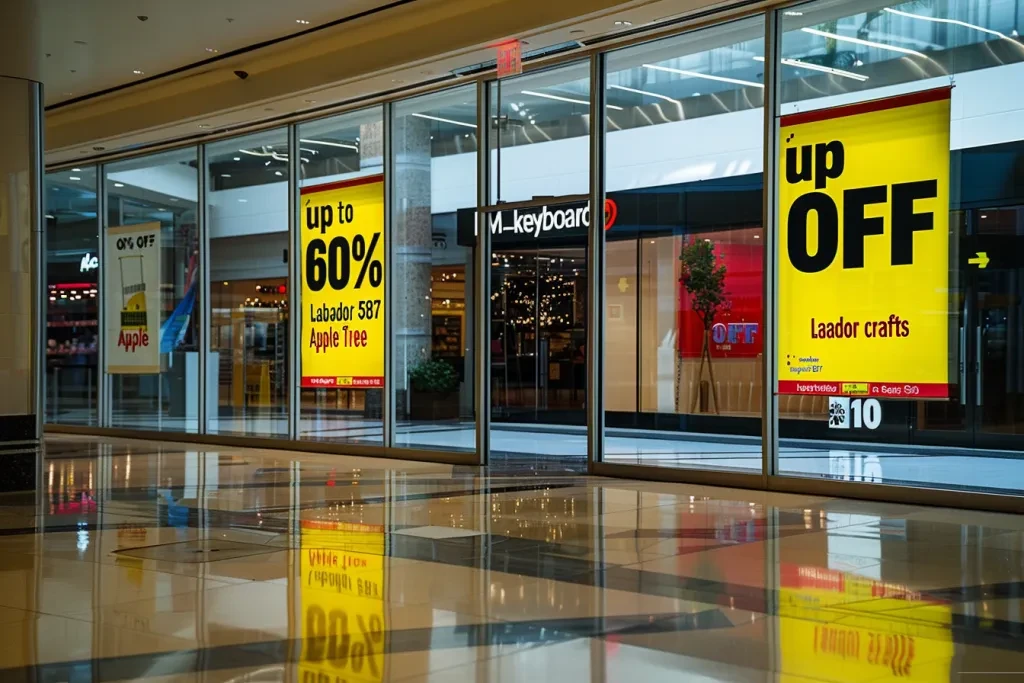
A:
0 0 43 490
390 116 433 419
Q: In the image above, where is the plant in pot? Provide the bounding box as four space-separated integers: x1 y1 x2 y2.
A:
677 237 727 414
408 358 460 422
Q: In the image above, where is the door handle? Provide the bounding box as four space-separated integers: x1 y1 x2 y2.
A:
976 325 983 406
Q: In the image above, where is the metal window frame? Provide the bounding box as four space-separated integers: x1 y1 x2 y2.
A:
197 143 209 435
288 124 301 440
587 52 606 471
475 79 492 466
383 101 396 449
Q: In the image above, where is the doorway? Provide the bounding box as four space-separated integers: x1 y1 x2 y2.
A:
488 234 589 462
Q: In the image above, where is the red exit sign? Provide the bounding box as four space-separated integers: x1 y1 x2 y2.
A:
496 40 522 78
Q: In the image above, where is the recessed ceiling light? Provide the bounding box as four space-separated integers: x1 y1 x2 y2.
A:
157 208 166 211
221 173 231 178
133 69 144 75
197 124 211 128
614 20 633 26
205 48 219 53
296 19 310 24
238 199 248 203
233 157 241 161
68 176 81 181
274 171 283 176
72 168 82 172
114 183 125 188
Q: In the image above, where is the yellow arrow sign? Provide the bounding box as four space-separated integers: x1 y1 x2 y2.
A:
968 252 990 269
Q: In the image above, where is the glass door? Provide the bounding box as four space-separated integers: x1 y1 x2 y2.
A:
968 206 1024 451
490 242 588 461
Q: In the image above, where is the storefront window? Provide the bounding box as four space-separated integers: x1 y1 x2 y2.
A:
298 107 385 445
45 167 99 425
205 129 290 437
105 148 200 432
488 61 592 461
775 0 1024 493
393 86 477 451
603 17 766 471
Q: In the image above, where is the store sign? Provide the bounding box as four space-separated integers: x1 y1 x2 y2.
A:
300 176 385 388
456 198 618 247
104 222 161 374
779 564 953 682
777 88 952 398
79 252 99 272
299 521 386 683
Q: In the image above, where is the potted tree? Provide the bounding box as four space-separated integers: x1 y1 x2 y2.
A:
408 359 460 422
677 238 727 414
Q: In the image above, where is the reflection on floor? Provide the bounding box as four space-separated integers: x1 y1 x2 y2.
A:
0 434 1021 681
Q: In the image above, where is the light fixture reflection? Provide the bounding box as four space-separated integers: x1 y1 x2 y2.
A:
410 112 477 128
642 63 764 88
520 90 624 110
800 27 926 57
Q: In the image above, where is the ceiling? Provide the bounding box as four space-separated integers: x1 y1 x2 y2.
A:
41 0 401 105
40 0 761 165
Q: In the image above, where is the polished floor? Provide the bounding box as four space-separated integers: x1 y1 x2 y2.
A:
0 434 1021 681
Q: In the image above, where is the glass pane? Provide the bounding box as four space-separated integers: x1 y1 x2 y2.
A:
603 16 766 471
298 107 385 445
105 147 200 432
205 129 290 437
490 61 592 203
45 167 99 425
393 86 477 452
776 0 1024 494
488 62 591 463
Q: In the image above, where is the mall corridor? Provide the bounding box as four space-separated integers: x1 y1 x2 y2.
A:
0 434 1018 681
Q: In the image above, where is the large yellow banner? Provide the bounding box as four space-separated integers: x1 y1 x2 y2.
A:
778 88 951 399
299 521 386 683
301 175 385 388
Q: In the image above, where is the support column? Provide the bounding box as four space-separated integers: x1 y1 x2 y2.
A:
389 116 433 422
0 0 43 491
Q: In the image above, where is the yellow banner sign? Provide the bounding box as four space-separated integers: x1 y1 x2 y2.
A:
301 176 385 388
778 89 951 399
299 522 386 683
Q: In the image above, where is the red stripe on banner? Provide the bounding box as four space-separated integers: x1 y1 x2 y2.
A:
301 376 384 389
777 381 949 398
299 174 384 195
780 86 952 128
